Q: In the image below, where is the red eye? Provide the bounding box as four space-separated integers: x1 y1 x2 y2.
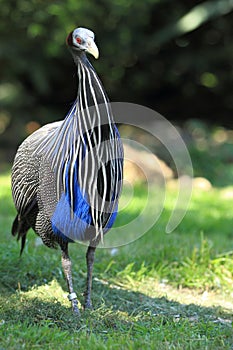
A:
76 37 82 44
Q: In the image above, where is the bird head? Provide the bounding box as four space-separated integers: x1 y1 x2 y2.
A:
66 27 99 59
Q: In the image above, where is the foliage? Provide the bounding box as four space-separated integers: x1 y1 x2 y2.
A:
184 119 233 186
0 173 233 349
0 0 233 164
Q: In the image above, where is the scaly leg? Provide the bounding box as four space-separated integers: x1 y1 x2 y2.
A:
61 244 79 314
84 243 97 309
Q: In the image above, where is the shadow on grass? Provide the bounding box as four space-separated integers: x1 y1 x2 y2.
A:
1 265 232 333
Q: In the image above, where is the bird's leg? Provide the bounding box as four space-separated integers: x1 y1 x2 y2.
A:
84 242 97 309
61 244 79 314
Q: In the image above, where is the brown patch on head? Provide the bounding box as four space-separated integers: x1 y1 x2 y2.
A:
66 31 73 46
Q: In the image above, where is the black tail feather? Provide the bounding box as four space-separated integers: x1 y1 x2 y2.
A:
12 215 19 236
11 214 29 256
20 234 27 256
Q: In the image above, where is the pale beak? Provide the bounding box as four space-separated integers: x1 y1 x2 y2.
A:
86 39 99 59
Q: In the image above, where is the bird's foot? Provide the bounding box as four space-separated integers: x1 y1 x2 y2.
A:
68 292 80 315
72 302 80 314
84 301 93 310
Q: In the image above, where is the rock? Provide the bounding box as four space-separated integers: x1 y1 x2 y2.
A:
192 177 212 191
123 143 174 185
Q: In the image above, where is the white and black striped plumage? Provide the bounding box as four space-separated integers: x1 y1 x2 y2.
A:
11 28 123 313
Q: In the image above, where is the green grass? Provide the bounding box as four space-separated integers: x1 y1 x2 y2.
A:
0 173 233 349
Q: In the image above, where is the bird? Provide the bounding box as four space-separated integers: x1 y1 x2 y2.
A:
11 27 124 314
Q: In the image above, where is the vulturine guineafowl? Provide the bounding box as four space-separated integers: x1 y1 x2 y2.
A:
11 27 124 314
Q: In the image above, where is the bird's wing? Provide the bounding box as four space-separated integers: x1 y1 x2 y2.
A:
11 121 62 216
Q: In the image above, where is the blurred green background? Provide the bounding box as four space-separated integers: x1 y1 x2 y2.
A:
0 0 233 184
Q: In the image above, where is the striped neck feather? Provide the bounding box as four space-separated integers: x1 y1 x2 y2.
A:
36 53 123 242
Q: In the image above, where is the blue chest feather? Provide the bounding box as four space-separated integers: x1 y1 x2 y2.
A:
51 158 92 242
51 158 120 242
